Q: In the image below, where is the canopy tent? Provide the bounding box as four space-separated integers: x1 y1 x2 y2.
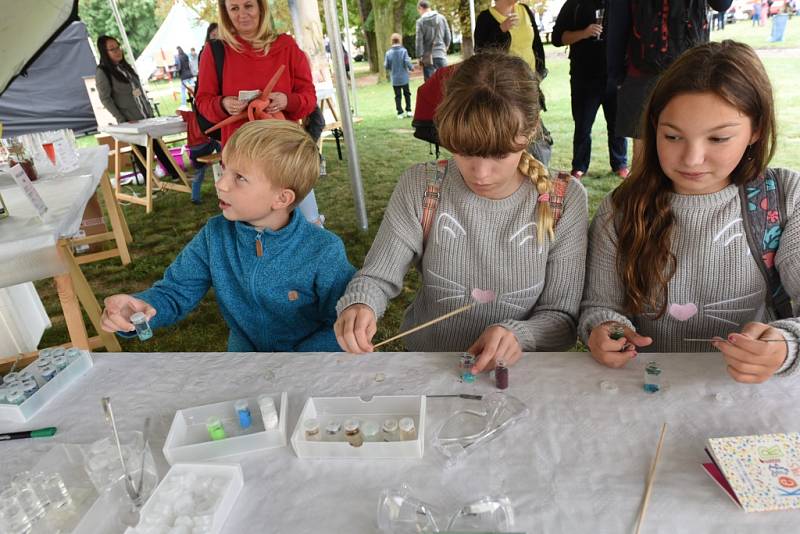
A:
0 0 78 98
0 21 97 137
134 1 208 80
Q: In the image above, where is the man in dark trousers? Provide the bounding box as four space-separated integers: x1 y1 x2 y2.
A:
607 0 733 166
553 0 628 180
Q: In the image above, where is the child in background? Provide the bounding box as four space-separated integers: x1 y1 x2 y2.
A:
384 33 414 119
335 51 588 373
580 41 800 382
177 109 220 205
101 120 355 352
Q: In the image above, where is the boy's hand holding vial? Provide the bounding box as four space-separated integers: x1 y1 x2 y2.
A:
467 325 522 374
712 322 789 384
101 294 157 337
588 322 652 368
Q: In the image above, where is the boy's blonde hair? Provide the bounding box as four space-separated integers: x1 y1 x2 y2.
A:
223 120 320 206
391 33 402 44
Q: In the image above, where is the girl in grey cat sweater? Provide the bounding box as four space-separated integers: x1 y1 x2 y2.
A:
580 41 800 383
335 51 588 374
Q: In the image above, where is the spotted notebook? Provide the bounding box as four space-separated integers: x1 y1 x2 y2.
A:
703 432 800 512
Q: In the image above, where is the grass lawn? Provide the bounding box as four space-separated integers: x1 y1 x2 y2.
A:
39 24 800 353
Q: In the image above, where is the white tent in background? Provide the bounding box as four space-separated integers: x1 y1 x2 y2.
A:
134 0 208 80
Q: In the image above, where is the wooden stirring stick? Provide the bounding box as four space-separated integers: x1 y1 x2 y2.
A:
684 338 797 343
372 303 475 349
635 423 667 534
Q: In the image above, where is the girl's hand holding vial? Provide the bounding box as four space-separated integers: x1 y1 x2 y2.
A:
101 294 157 338
467 326 522 374
587 321 653 368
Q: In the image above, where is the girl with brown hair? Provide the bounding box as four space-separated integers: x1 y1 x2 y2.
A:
335 51 588 374
580 40 800 383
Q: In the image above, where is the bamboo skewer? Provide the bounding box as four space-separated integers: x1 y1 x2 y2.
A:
684 338 796 343
634 423 667 534
372 303 475 349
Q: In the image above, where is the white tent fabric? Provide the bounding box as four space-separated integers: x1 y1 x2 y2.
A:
134 0 208 80
0 0 78 96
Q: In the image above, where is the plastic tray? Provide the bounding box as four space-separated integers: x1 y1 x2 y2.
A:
0 350 93 423
290 395 426 459
163 392 287 464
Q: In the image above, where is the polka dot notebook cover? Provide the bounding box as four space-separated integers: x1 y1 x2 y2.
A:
703 432 800 512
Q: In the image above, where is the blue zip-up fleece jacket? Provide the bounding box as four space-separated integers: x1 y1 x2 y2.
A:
133 210 356 352
384 45 413 86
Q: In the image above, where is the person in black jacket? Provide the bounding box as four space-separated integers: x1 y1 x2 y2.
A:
606 0 733 165
474 0 552 165
553 0 628 179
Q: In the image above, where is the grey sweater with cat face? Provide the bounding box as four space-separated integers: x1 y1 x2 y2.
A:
336 160 589 352
579 168 800 376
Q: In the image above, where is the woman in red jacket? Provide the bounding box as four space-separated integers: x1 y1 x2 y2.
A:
196 0 316 145
196 0 321 222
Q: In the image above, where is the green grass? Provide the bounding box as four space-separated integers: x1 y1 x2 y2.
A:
39 24 800 352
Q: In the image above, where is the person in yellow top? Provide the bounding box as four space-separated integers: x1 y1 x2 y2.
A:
475 1 550 165
475 0 546 79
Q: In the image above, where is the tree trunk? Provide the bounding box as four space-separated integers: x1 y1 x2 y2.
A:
356 0 379 73
392 0 404 34
458 0 474 58
371 0 394 81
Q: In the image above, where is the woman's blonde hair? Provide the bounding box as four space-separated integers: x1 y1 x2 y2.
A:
223 120 320 206
218 0 277 54
435 50 554 242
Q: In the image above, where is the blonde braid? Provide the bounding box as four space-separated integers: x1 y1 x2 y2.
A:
519 151 555 243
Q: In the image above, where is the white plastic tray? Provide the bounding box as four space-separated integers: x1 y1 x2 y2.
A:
163 392 287 464
130 463 243 534
0 350 93 423
290 395 426 459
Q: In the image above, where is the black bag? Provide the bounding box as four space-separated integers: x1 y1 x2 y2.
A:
630 0 709 74
193 40 225 141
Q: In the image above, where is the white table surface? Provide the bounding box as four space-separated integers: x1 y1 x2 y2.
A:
2 351 798 532
0 146 108 287
100 116 186 146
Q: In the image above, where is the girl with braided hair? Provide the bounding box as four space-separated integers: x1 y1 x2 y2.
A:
335 51 588 374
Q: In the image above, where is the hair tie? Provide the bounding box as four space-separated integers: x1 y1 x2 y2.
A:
538 193 550 203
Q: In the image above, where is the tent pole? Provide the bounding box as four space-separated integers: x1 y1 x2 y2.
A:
322 0 368 231
469 0 476 39
107 0 138 76
340 0 359 117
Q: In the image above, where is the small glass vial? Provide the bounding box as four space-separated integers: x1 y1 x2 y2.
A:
325 421 342 442
129 312 153 341
20 378 39 398
382 418 399 442
258 395 279 430
609 323 625 340
495 360 509 390
206 416 226 441
398 417 417 441
303 418 321 441
6 388 26 405
343 419 363 447
50 347 65 359
460 352 476 383
644 361 661 393
234 399 252 430
3 371 22 384
65 348 83 362
41 473 72 509
53 355 68 372
37 348 53 360
39 364 57 382
362 420 380 443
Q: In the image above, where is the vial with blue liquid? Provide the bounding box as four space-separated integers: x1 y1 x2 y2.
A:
460 352 476 383
644 361 661 393
129 312 153 341
234 399 252 430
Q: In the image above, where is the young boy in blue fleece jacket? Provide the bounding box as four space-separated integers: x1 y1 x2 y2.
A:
101 120 355 351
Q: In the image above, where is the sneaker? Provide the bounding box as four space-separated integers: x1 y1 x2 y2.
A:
570 170 584 180
405 111 413 118
397 113 404 119
615 167 630 179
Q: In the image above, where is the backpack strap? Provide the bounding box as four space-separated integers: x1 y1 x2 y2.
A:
421 159 449 245
210 39 225 94
549 172 571 227
739 169 793 319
